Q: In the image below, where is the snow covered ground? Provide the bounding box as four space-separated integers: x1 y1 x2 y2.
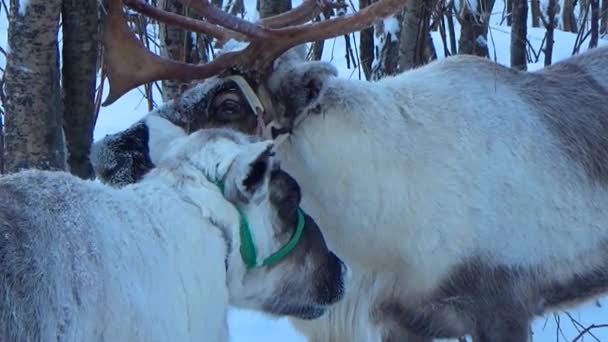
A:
2 0 608 340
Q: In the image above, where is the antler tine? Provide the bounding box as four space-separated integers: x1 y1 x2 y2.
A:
179 0 406 70
259 0 347 28
274 0 406 45
123 0 246 41
101 0 405 105
101 0 251 106
176 0 271 40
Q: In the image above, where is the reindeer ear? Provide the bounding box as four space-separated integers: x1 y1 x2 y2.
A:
238 141 276 196
268 60 338 114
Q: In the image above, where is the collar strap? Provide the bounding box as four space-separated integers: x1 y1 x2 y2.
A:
223 75 267 137
214 180 305 269
222 75 284 144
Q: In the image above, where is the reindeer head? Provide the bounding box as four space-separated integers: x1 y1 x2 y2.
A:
100 0 406 137
157 128 348 319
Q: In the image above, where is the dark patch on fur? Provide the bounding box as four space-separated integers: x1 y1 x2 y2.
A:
281 212 345 305
543 258 608 308
373 258 533 341
268 170 301 231
379 323 434 342
97 122 155 187
265 170 346 308
151 226 163 240
374 252 608 342
243 156 269 193
523 61 608 185
264 61 338 130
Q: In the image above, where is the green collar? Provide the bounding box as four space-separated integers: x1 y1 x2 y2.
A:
215 180 305 269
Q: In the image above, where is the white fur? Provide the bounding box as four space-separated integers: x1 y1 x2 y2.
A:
0 130 323 341
88 46 608 341
145 114 188 164
283 58 605 291
277 52 608 340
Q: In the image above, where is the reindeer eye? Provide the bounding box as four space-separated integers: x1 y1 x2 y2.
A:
216 99 244 122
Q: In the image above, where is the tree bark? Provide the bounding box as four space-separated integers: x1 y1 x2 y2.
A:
398 0 438 71
589 0 600 47
446 5 458 54
257 0 291 18
4 0 65 173
457 0 496 57
371 11 404 80
159 0 209 102
601 0 607 34
359 0 375 79
579 0 588 23
531 0 541 27
510 0 528 70
62 0 100 179
544 0 558 65
562 0 578 32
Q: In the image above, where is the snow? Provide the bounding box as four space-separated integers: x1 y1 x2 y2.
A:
2 0 608 340
464 0 479 12
475 34 488 48
17 0 30 16
383 15 401 43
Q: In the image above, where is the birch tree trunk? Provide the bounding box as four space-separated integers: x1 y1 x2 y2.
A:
561 0 578 32
4 0 65 173
398 0 437 71
589 0 600 47
531 0 541 27
360 0 375 79
159 0 211 102
510 0 528 70
62 0 100 179
457 0 496 57
371 11 404 80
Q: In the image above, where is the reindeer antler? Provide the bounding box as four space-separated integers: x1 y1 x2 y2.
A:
260 0 347 28
101 0 406 106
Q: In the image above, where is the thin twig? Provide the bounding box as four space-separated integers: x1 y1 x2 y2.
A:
572 324 608 342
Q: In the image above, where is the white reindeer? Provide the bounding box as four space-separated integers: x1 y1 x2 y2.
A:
0 124 348 342
91 0 608 341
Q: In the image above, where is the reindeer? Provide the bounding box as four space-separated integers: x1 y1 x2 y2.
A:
0 126 348 341
91 0 608 341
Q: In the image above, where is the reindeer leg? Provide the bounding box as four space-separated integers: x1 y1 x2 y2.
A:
472 316 530 342
382 330 433 342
